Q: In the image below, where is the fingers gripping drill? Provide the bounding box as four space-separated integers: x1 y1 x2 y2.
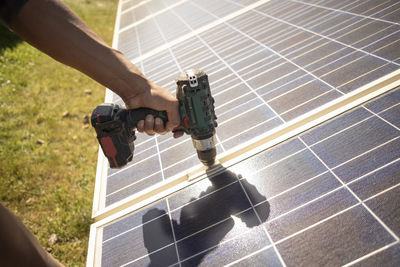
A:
91 69 218 169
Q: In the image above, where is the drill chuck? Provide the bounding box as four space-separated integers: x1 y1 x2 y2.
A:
192 135 217 166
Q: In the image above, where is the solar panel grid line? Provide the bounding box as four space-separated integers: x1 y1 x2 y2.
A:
106 149 161 180
369 33 400 63
142 58 174 75
293 0 400 26
106 173 162 199
336 62 393 90
221 115 278 144
223 244 273 267
268 169 330 201
358 0 399 16
119 245 173 267
364 181 400 203
250 1 400 66
329 18 392 43
298 137 400 241
206 68 390 171
165 199 182 266
342 241 400 267
278 90 338 118
261 185 344 224
364 106 400 132
318 54 383 81
216 91 258 116
309 114 387 149
102 210 166 244
266 79 330 105
214 42 261 62
345 154 400 189
378 4 400 21
274 202 360 245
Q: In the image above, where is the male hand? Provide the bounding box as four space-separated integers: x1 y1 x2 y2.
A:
123 82 184 138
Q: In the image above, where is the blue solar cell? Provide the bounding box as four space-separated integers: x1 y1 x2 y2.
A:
301 107 370 145
170 181 251 240
102 211 176 266
379 104 400 129
106 172 163 206
349 160 400 200
309 116 399 168
233 246 283 266
276 205 395 266
262 171 341 220
351 243 400 266
102 200 168 241
366 185 400 237
364 84 400 112
267 188 358 241
177 209 269 263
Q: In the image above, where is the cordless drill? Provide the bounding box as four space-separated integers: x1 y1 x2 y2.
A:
91 69 218 169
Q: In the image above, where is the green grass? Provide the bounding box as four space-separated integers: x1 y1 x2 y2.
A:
0 0 118 265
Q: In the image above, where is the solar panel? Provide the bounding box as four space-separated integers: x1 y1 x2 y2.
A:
88 87 400 266
88 0 400 265
93 0 400 214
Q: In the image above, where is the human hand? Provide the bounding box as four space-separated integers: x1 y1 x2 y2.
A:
123 82 184 138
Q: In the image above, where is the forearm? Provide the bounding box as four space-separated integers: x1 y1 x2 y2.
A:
10 0 148 102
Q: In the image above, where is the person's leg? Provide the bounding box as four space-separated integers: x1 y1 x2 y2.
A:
0 203 64 267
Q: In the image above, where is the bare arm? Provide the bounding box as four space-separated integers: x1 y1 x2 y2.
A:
10 0 180 135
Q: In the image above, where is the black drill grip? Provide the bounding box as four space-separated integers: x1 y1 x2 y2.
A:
125 108 168 128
